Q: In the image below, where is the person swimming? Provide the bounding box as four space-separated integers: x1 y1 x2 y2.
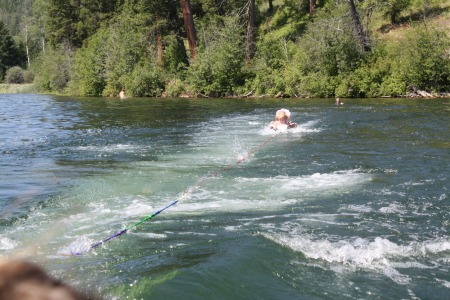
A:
119 89 126 99
270 108 297 131
336 97 344 105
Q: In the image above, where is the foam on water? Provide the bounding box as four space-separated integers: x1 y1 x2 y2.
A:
0 237 18 251
28 165 371 256
378 203 408 214
280 170 369 191
262 233 450 284
121 201 155 217
134 232 167 239
57 236 94 256
338 204 373 213
189 111 319 138
74 144 151 152
58 166 372 241
260 119 321 136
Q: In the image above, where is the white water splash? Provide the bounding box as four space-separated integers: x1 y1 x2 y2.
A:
0 237 18 250
288 172 364 190
262 233 450 284
57 236 94 256
260 119 321 135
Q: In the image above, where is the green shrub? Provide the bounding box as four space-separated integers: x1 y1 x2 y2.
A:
165 80 188 97
186 16 247 96
255 3 366 98
32 43 73 93
355 51 405 96
296 10 365 78
163 35 188 76
126 64 165 97
67 32 107 96
23 70 35 83
299 73 337 98
379 70 407 95
401 24 450 92
383 0 412 23
68 8 160 96
5 66 24 84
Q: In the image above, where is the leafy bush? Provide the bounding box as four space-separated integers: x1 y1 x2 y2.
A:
126 64 165 97
246 1 310 97
5 66 24 84
186 16 247 96
67 32 107 96
23 69 35 83
68 8 161 97
297 8 366 77
348 43 406 97
255 3 367 98
0 20 27 81
382 0 412 23
400 24 450 92
165 80 188 97
299 73 337 98
33 43 73 93
163 35 188 76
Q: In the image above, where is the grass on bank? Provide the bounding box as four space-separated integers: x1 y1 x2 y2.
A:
0 84 38 94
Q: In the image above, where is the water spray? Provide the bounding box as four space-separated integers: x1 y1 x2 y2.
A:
73 134 277 255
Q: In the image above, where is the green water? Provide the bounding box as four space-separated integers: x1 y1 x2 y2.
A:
1 94 449 299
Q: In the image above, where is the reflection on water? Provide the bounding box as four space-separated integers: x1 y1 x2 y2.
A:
0 94 449 299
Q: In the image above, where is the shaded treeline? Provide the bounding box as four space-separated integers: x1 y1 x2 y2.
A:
0 0 449 97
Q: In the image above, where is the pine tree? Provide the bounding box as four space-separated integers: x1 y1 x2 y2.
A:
46 0 79 47
0 20 25 81
46 0 121 49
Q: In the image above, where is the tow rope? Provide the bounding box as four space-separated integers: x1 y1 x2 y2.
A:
73 134 276 255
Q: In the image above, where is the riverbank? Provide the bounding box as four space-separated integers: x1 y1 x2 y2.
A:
179 89 450 99
2 82 449 99
0 84 37 94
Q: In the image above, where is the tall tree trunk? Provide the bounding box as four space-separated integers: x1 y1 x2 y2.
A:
268 0 273 12
348 0 370 52
25 24 30 66
246 0 256 62
22 2 31 66
180 0 197 60
41 27 45 53
33 0 47 53
157 33 164 67
310 0 316 15
156 12 164 67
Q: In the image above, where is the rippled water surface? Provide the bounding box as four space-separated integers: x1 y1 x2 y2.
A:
1 94 449 299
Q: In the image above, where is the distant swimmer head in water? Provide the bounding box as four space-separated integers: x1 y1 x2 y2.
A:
270 108 297 131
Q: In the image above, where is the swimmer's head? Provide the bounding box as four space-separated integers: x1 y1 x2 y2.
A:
275 109 291 121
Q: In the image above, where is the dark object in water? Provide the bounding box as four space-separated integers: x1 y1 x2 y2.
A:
0 260 101 300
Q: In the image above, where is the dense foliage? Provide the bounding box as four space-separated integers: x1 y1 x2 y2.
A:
0 20 26 81
1 0 449 97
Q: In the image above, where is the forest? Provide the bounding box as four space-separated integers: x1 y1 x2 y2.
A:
0 0 449 98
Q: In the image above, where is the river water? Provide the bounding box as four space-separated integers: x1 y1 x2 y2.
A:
0 94 449 299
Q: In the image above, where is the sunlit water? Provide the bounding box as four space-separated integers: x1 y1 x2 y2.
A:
1 94 449 299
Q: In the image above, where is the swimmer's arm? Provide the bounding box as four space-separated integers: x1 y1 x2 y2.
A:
270 121 278 130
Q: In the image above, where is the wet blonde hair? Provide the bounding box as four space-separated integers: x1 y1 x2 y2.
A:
275 110 290 121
